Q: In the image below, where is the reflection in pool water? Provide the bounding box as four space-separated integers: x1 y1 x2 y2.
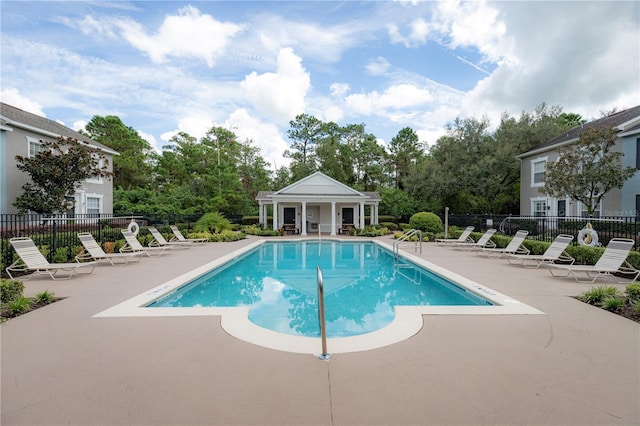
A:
148 241 491 337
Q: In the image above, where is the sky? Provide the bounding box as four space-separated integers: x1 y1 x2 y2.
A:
1 1 639 169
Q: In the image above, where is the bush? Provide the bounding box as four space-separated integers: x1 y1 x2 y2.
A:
52 247 69 263
409 212 443 234
491 234 512 249
34 290 55 305
241 216 261 225
601 297 625 312
194 212 232 234
378 215 399 224
579 286 619 305
7 296 31 316
0 278 25 303
625 283 640 301
522 240 551 256
380 222 398 231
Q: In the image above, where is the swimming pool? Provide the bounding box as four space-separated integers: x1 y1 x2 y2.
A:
147 241 491 338
96 238 543 354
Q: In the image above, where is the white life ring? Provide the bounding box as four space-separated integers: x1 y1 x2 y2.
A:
128 221 140 236
577 225 598 247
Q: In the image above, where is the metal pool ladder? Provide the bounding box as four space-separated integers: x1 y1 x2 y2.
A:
393 229 423 260
317 266 331 360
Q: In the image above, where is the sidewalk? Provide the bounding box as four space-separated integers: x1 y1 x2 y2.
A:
2 235 638 425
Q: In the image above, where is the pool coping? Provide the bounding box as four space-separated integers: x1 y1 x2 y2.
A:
94 238 544 354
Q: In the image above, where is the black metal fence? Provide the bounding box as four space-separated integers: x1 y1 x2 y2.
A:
0 213 205 269
442 214 639 249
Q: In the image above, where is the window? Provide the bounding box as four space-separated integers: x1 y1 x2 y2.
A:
84 194 103 215
580 201 601 218
532 199 547 217
86 156 104 184
86 197 100 215
28 137 48 158
636 138 640 170
530 157 547 187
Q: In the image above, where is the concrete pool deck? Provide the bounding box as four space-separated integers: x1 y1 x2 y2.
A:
2 235 639 425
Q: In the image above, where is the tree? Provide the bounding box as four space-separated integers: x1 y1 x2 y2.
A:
14 137 112 214
285 113 322 181
83 115 154 189
543 125 636 215
388 127 424 190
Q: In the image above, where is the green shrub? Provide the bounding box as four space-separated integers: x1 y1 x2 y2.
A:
52 247 69 263
241 216 261 225
632 300 640 314
579 286 619 305
34 290 55 305
7 296 31 316
625 283 640 301
521 240 550 256
0 278 25 303
601 296 625 312
491 234 512 249
194 212 232 234
187 231 212 241
409 212 443 234
626 251 640 270
378 215 399 224
566 245 604 266
380 222 398 231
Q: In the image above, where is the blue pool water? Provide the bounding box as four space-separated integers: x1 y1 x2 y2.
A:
148 241 491 337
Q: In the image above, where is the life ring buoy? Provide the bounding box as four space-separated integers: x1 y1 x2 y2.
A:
578 224 598 247
128 221 140 236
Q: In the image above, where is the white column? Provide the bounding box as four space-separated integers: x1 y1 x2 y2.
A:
330 202 336 236
374 204 379 225
301 202 307 236
258 201 264 226
272 201 278 231
359 202 365 229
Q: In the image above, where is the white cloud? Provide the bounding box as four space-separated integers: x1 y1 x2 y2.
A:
1 88 46 116
56 15 118 39
160 116 215 144
365 57 391 76
73 120 87 131
461 1 640 125
226 109 290 169
345 83 434 115
254 14 361 63
330 83 350 98
137 130 160 153
241 47 310 125
116 5 244 67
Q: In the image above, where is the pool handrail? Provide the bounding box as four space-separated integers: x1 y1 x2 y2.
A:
317 266 331 361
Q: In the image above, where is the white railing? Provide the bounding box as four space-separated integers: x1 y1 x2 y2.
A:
393 229 423 257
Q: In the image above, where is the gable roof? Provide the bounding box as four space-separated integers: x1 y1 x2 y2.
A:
0 102 119 156
517 105 640 158
256 171 379 202
275 171 365 196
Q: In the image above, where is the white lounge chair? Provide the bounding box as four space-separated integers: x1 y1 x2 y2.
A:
76 232 143 266
435 226 474 246
120 229 171 257
477 230 530 258
170 225 208 243
548 238 639 283
6 237 96 280
455 228 497 251
148 226 191 249
506 234 575 268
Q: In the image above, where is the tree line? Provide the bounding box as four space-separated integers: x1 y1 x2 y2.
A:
13 103 595 218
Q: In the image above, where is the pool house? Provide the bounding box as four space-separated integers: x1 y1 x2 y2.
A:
255 172 380 236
